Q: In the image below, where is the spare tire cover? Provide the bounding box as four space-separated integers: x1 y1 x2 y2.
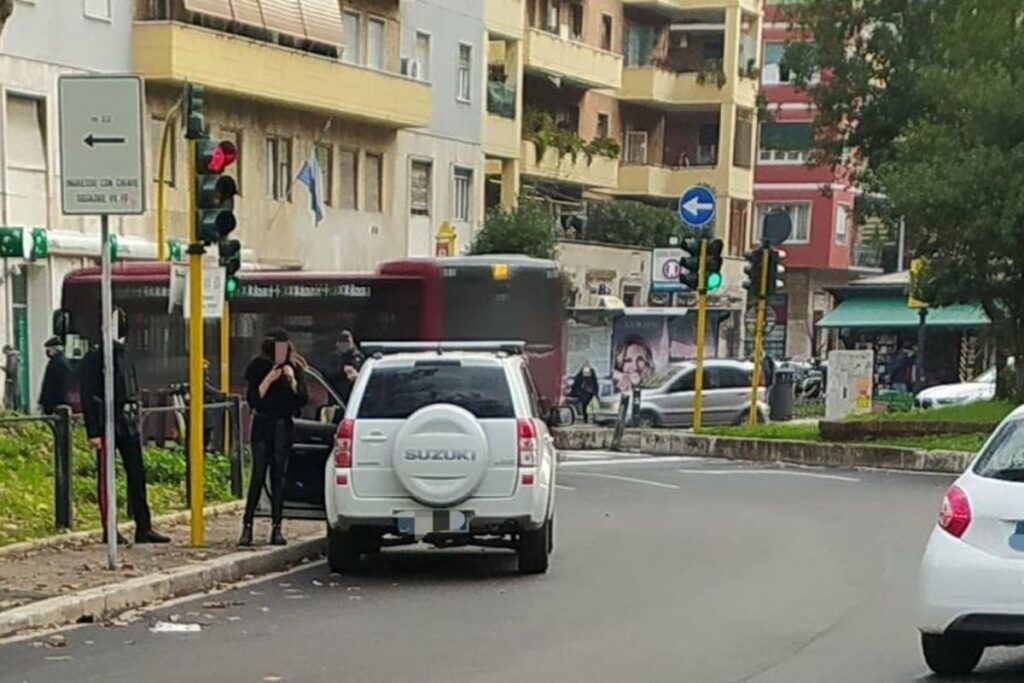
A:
392 404 490 507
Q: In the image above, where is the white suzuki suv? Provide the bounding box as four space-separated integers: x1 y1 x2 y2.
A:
324 342 570 575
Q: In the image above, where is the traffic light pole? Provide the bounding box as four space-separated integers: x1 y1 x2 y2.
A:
187 138 206 547
221 299 230 455
693 238 709 433
748 246 772 426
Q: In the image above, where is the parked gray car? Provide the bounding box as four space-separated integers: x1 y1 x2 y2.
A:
593 359 768 428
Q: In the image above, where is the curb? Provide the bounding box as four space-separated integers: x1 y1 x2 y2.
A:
0 501 246 559
0 533 325 639
554 428 973 474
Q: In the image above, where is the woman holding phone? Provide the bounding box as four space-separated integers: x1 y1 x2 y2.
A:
239 329 309 546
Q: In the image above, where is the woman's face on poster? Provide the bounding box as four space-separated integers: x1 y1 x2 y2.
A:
621 343 652 386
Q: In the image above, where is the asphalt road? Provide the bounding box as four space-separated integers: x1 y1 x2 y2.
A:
5 454 1024 683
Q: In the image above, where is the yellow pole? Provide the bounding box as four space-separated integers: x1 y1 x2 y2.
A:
188 139 205 546
157 103 181 261
748 247 772 426
692 238 708 433
221 298 230 455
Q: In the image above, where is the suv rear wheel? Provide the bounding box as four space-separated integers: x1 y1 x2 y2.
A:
327 527 362 574
921 633 984 676
518 518 551 575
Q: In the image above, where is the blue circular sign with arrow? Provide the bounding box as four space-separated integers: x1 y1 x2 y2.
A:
678 185 716 228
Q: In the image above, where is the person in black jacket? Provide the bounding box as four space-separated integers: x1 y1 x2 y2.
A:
239 328 309 547
81 309 169 544
325 330 363 405
569 362 599 423
38 336 71 415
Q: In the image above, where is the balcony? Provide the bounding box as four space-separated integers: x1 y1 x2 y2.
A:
616 163 751 201
133 22 431 128
524 28 623 90
521 141 618 189
620 66 758 109
486 0 524 40
621 0 760 13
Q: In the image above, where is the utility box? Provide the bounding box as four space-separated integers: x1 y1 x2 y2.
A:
826 350 874 420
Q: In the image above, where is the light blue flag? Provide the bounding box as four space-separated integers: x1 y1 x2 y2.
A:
296 156 324 226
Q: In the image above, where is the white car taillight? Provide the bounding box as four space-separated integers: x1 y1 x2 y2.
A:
517 418 538 467
334 419 354 469
938 485 971 538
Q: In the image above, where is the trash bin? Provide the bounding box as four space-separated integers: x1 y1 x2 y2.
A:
769 368 795 422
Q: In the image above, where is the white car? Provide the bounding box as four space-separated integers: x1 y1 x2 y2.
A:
917 404 1024 675
323 342 570 575
915 367 996 409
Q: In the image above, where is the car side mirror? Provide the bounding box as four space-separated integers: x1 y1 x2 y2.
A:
548 406 575 428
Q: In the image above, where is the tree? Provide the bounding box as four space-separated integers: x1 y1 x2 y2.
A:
1 0 12 38
585 200 678 248
471 199 557 260
787 1 1024 397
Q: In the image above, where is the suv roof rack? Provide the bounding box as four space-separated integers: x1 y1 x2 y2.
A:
361 341 527 357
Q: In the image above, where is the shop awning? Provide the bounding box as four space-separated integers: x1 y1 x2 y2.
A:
817 296 990 329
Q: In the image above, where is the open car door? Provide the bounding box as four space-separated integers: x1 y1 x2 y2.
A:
255 367 343 520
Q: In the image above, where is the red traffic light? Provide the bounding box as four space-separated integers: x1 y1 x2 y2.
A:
202 140 238 174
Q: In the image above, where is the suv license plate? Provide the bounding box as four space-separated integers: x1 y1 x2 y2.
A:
396 510 470 537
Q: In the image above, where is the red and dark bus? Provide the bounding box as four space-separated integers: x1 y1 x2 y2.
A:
59 255 566 407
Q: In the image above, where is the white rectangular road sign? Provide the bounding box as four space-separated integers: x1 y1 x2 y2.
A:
58 75 146 215
652 248 685 293
183 266 226 320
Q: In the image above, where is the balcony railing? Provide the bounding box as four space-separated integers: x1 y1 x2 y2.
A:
487 82 517 119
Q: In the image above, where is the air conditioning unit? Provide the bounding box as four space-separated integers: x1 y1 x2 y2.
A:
401 58 422 79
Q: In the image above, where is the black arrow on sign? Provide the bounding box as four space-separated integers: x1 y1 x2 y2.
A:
84 134 126 147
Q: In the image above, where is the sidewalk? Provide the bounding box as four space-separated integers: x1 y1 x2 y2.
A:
0 506 321 635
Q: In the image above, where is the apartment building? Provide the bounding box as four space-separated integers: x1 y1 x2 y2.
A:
754 1 869 359
396 0 485 257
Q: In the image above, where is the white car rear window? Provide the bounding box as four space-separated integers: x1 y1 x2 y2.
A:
974 418 1024 481
357 362 514 419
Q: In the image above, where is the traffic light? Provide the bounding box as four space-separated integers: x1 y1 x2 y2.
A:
742 247 764 298
767 248 786 295
679 236 701 291
705 238 724 293
195 139 238 245
219 238 241 298
184 83 206 141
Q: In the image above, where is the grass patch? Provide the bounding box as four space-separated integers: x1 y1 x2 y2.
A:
844 400 1015 424
705 422 988 454
793 402 825 419
705 423 820 442
0 420 236 547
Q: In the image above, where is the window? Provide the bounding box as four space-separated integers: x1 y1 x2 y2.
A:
410 159 432 216
836 204 850 245
596 113 610 139
520 367 543 417
755 203 811 243
216 128 241 194
357 364 515 419
453 167 473 222
974 419 1024 481
569 1 584 40
6 95 47 229
314 143 333 207
415 31 431 81
339 148 358 210
729 200 749 257
457 44 473 102
342 12 361 64
83 0 111 20
601 14 614 51
733 108 754 169
716 365 752 389
625 24 655 67
365 152 383 212
150 117 176 187
367 17 385 70
624 130 648 165
265 137 292 201
759 122 813 163
762 42 791 84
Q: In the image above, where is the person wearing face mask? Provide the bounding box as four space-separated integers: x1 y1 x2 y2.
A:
326 330 364 405
38 336 71 415
239 328 309 547
81 308 170 545
570 361 600 423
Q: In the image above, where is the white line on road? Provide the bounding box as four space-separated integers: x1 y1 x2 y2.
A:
677 469 860 483
565 472 680 490
555 484 577 491
561 456 701 468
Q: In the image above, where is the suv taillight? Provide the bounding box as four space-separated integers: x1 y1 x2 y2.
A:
517 418 538 467
938 485 971 538
334 419 354 468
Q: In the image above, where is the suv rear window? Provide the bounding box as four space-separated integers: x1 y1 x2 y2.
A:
973 418 1024 481
357 363 515 419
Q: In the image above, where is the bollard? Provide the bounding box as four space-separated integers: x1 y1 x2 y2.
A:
631 386 642 427
52 406 74 530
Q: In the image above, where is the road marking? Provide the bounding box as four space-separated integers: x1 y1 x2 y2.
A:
677 469 860 483
555 484 576 491
561 456 701 468
565 471 680 490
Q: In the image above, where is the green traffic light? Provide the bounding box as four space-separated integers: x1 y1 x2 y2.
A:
225 276 239 298
706 272 723 292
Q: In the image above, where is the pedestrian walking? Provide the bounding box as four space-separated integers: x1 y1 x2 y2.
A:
2 344 20 411
239 328 309 547
81 308 170 545
326 329 364 405
570 361 599 423
38 336 71 415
